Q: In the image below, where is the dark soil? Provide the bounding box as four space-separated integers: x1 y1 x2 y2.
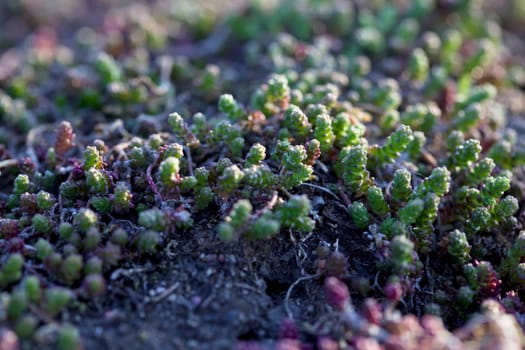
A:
70 189 374 349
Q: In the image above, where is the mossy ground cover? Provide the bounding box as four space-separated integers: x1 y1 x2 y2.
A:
1 0 525 349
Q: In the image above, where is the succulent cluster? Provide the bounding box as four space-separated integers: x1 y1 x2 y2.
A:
1 0 525 348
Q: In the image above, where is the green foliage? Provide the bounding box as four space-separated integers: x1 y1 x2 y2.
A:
407 48 429 81
380 218 407 239
370 125 413 166
501 232 525 288
448 230 471 264
230 200 252 229
277 195 314 232
367 186 389 217
457 286 475 309
74 208 98 233
168 112 185 136
481 175 510 206
219 94 245 120
401 102 440 133
57 324 82 350
244 165 276 190
44 287 73 317
36 191 54 211
248 214 281 239
348 202 370 229
195 186 214 210
305 139 321 165
440 29 462 67
398 198 424 225
245 143 266 166
407 131 426 160
13 174 30 196
36 239 53 260
455 84 497 111
85 168 108 194
83 146 103 170
447 131 465 153
340 144 369 194
371 79 402 110
378 110 400 132
112 182 133 214
83 228 102 251
313 113 335 152
163 143 184 159
58 223 74 241
218 200 251 241
267 74 290 102
467 157 495 184
168 112 200 147
218 198 284 240
15 315 37 339
424 66 448 97
390 235 415 274
1 0 525 346
355 27 384 53
279 141 313 189
449 139 482 170
391 169 412 202
463 40 494 74
0 254 24 287
218 164 244 195
32 214 51 234
158 157 180 187
417 167 451 197
83 274 106 297
95 52 122 84
137 231 161 254
7 290 27 320
23 276 41 302
213 120 245 157
495 196 519 218
61 254 83 285
283 105 311 137
468 206 491 233
454 104 482 132
391 18 419 51
138 208 166 231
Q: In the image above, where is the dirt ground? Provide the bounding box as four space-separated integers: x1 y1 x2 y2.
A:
69 193 372 349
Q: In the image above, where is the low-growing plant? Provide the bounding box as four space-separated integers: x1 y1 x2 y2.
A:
0 0 524 348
